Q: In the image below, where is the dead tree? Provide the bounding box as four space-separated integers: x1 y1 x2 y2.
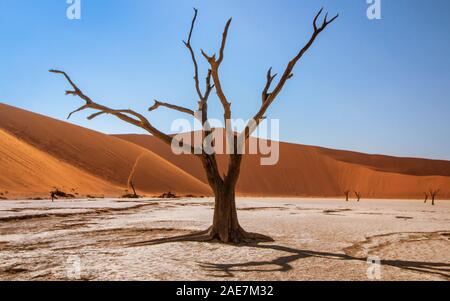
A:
354 191 361 202
129 181 138 198
126 153 145 199
424 192 429 203
429 189 440 206
51 191 56 202
50 8 338 244
344 190 350 202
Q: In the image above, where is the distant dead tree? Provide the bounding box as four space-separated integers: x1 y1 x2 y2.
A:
354 191 361 202
429 189 440 206
50 8 338 243
128 181 138 199
50 188 75 201
126 153 145 199
344 190 350 202
424 192 429 203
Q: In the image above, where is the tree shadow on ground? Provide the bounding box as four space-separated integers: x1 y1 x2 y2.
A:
128 228 273 247
198 244 450 279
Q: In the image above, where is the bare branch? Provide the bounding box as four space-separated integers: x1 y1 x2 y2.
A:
87 109 151 122
186 8 198 45
429 189 440 197
183 8 204 100
218 18 232 65
201 17 238 184
182 9 215 129
67 105 89 120
50 69 93 105
204 69 215 100
149 100 195 116
50 69 183 149
201 18 233 121
313 8 324 32
50 70 83 96
179 10 223 185
241 8 339 140
262 67 278 103
198 69 215 126
87 111 106 120
201 51 216 68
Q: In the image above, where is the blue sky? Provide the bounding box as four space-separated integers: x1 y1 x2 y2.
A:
0 0 449 159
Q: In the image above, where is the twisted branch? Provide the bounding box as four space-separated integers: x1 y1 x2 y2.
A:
49 69 200 153
149 100 195 116
242 8 338 141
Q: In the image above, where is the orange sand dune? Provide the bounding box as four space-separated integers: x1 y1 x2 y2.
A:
0 129 121 198
0 103 211 198
1 103 449 199
116 133 450 199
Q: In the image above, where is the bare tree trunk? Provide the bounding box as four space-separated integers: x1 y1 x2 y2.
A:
199 152 270 243
354 191 361 202
429 190 439 206
211 186 241 243
207 185 270 243
201 154 249 243
344 191 350 202
130 181 138 198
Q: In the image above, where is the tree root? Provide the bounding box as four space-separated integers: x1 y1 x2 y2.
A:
128 226 273 247
237 227 274 243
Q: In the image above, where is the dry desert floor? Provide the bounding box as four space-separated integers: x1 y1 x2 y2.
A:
0 198 449 280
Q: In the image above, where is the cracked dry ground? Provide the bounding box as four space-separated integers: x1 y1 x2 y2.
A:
0 198 449 280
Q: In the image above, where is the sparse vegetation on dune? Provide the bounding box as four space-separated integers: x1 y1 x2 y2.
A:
50 188 75 199
159 191 178 199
